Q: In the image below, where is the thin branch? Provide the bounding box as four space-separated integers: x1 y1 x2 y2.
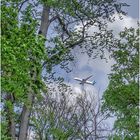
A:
18 0 28 12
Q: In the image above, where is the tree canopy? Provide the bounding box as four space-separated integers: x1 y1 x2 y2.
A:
1 0 134 140
102 27 139 139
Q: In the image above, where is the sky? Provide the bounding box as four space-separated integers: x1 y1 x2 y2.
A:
53 0 139 100
41 0 139 130
22 0 139 96
59 0 139 129
121 0 139 18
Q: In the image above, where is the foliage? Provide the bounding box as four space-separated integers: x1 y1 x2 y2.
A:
41 0 128 65
1 0 129 139
2 1 46 103
102 27 139 139
1 121 11 140
1 1 47 138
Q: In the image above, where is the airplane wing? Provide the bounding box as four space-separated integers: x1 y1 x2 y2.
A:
84 75 93 81
74 77 82 82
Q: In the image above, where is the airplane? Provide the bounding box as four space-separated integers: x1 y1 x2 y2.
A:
74 75 96 86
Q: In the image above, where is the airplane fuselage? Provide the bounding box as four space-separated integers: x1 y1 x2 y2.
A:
74 75 96 86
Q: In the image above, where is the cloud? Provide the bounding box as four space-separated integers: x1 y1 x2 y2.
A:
107 13 138 37
42 81 99 107
49 14 137 99
69 45 114 94
68 14 137 94
64 82 98 105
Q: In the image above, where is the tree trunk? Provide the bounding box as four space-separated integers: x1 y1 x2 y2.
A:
9 116 16 140
18 4 50 140
39 5 50 37
5 94 16 140
18 93 34 140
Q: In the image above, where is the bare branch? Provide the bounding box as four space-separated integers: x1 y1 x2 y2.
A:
18 0 28 12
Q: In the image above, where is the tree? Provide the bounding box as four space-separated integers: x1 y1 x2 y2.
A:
2 0 128 139
30 82 111 140
2 2 46 139
102 27 139 139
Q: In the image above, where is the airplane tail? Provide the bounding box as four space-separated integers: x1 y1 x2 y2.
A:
92 81 96 85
